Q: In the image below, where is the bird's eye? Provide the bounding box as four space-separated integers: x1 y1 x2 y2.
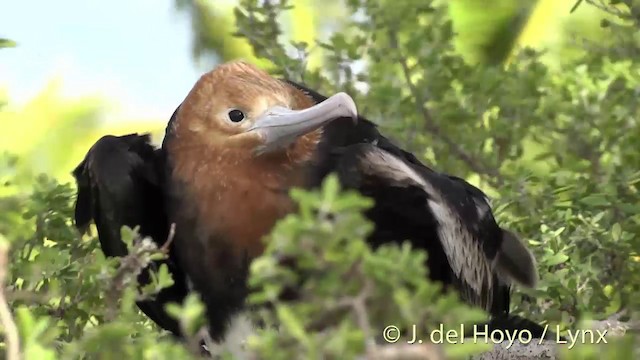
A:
228 109 245 123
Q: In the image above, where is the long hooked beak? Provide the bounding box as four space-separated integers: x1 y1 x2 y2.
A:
246 92 358 155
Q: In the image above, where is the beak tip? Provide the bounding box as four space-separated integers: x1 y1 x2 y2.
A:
335 92 358 124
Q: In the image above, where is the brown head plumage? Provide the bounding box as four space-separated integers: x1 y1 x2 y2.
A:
165 60 357 259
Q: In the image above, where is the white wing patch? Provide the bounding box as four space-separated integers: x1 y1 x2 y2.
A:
360 148 426 187
360 147 494 309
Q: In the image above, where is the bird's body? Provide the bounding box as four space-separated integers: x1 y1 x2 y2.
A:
73 60 545 345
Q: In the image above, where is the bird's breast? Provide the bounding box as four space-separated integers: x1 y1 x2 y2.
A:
169 157 304 264
201 180 296 259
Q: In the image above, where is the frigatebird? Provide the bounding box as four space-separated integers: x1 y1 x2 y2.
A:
73 60 545 345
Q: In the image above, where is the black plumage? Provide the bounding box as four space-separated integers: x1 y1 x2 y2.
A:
288 80 537 319
73 132 188 338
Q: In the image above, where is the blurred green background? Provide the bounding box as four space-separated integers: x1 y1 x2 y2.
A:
0 0 609 187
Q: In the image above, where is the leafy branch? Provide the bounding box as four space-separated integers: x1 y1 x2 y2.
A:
0 239 20 360
387 29 505 188
105 224 176 321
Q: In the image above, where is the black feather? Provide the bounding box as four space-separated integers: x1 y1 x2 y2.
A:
72 133 189 338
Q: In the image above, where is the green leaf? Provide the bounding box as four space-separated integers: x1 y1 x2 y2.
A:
611 223 622 241
276 305 311 346
546 252 570 266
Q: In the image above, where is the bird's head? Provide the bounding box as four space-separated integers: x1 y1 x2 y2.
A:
172 61 357 163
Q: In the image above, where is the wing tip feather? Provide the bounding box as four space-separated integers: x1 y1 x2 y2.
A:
496 229 539 288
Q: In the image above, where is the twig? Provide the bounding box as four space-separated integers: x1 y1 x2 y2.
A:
589 310 640 336
160 223 176 254
338 279 375 349
583 0 631 19
104 233 160 321
5 289 50 304
570 0 584 13
387 30 505 188
0 241 21 360
303 261 377 350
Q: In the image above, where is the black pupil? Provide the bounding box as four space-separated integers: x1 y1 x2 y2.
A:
229 110 245 122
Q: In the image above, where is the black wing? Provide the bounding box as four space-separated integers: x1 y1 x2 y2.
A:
283 79 537 315
73 133 189 337
332 142 512 314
